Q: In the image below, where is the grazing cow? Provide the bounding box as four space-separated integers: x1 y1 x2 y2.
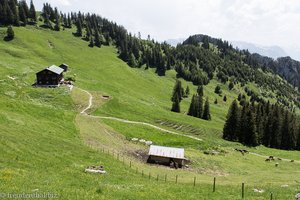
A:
277 158 282 161
291 160 295 163
269 156 275 161
265 158 271 162
275 163 279 167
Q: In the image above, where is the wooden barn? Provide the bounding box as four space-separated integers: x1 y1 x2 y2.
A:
147 145 186 168
36 65 64 86
59 63 69 72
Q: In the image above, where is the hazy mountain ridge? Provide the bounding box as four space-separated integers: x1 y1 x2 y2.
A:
231 41 287 59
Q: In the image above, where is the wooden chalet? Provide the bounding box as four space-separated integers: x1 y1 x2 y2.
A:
36 65 64 86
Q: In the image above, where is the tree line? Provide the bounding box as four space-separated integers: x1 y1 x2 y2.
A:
0 0 36 26
223 100 300 150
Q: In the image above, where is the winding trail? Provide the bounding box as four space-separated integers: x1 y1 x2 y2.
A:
77 87 300 163
77 87 202 141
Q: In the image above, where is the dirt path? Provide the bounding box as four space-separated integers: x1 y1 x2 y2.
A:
77 87 203 141
77 87 300 163
77 87 93 114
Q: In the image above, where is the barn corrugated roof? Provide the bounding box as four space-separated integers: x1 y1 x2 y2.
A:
148 145 185 159
47 65 64 75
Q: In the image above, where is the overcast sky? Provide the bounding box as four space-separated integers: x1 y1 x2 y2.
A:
34 0 300 59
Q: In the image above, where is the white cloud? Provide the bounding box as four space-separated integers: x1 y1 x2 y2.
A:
33 0 300 59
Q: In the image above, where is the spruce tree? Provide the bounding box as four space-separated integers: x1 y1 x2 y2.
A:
214 85 222 95
54 9 60 31
223 95 227 102
94 30 101 47
202 98 211 120
223 100 240 141
171 93 180 113
128 53 138 67
6 25 14 40
18 4 27 26
197 85 203 96
29 0 37 22
89 36 94 47
243 109 258 146
75 19 82 36
171 80 184 102
280 111 295 150
202 36 209 49
185 86 190 97
188 95 196 117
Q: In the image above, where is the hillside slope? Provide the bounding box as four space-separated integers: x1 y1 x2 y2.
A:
0 26 300 199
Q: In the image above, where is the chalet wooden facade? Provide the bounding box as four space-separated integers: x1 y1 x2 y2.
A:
36 65 64 86
147 145 186 168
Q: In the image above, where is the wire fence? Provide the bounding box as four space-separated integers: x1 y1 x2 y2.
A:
89 145 289 200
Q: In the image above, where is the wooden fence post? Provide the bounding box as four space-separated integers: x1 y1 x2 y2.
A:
176 175 178 184
242 182 245 199
157 175 159 181
213 177 216 192
194 177 196 187
142 170 144 177
270 192 273 200
149 172 151 180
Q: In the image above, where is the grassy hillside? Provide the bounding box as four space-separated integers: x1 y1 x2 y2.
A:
0 26 299 199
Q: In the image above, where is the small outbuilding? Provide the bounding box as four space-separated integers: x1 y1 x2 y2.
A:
36 65 64 86
59 63 69 72
147 145 185 168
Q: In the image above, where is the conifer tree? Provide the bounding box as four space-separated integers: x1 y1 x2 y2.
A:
128 53 138 67
29 0 37 22
94 30 101 47
202 36 209 49
280 111 295 150
197 85 203 96
8 0 18 25
185 85 190 97
223 100 240 141
54 8 60 31
75 18 82 36
202 98 211 120
18 3 27 26
6 25 14 40
89 36 94 47
243 109 258 146
188 95 196 117
214 85 222 95
171 80 184 102
171 93 180 113
223 95 227 102
67 13 72 28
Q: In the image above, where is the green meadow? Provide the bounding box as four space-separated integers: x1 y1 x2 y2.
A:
0 26 299 199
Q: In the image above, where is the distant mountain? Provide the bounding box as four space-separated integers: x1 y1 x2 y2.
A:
165 38 185 46
231 41 287 59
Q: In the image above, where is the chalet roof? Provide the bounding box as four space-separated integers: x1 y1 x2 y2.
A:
37 65 64 75
148 145 185 159
48 65 64 74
